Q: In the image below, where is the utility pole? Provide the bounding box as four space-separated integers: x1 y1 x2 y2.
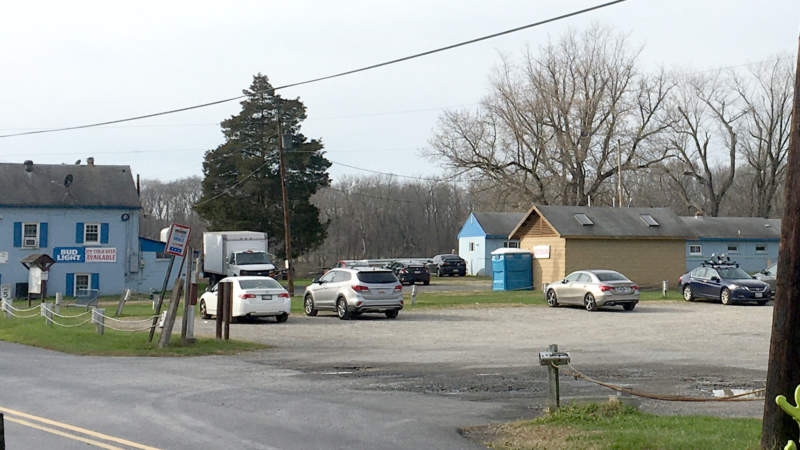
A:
761 34 800 450
617 140 623 208
277 111 294 297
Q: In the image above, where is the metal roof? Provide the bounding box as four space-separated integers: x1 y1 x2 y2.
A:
679 216 782 240
511 205 689 239
472 212 526 237
0 162 140 208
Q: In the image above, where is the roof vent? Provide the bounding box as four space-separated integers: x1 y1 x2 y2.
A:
87 157 95 167
23 160 33 172
64 174 73 188
574 213 594 226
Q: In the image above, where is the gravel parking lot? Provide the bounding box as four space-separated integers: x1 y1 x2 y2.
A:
197 300 773 419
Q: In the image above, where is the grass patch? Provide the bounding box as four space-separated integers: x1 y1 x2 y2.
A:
476 402 761 450
0 303 265 357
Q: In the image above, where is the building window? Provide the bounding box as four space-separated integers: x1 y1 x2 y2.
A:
22 223 39 248
640 214 660 227
755 244 767 254
469 242 475 251
574 213 594 226
75 273 90 296
504 241 520 248
727 245 739 254
689 245 702 256
84 223 100 244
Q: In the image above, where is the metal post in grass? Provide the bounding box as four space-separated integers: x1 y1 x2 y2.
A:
411 285 417 305
1 299 7 319
55 292 62 314
539 344 571 413
662 280 668 298
44 303 53 327
1 411 5 450
93 308 105 335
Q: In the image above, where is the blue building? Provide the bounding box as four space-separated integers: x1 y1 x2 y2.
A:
680 216 781 273
457 212 525 276
0 160 179 298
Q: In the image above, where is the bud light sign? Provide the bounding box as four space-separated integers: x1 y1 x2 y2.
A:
165 224 191 257
54 247 85 263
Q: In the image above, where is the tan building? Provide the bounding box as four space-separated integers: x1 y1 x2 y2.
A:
508 205 689 289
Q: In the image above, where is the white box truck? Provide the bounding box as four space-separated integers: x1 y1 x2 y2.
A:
203 231 275 284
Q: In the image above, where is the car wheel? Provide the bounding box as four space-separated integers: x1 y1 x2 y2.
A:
622 303 636 311
682 285 694 302
304 294 318 316
336 297 351 320
546 289 559 307
385 310 399 319
584 293 597 312
720 288 732 305
275 313 288 323
199 300 211 319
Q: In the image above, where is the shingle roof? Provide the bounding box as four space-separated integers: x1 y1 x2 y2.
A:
513 205 689 239
679 216 781 239
473 212 526 237
0 162 140 208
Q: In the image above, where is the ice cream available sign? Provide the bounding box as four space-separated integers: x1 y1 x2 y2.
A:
54 247 117 263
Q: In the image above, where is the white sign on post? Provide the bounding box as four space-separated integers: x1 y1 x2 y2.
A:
0 251 8 264
165 224 191 257
28 267 42 294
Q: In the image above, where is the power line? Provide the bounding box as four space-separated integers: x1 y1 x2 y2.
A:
328 159 470 182
0 0 626 139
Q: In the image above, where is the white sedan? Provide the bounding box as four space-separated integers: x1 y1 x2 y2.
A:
199 276 291 322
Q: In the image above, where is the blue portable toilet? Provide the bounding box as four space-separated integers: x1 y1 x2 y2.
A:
491 248 533 291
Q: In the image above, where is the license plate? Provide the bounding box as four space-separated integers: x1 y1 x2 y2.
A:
755 292 763 298
615 288 629 293
378 290 386 294
262 295 272 300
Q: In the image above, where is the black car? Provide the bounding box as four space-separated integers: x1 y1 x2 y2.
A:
430 254 466 277
678 256 772 305
387 261 430 285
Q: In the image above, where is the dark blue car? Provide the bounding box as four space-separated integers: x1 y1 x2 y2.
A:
679 259 772 306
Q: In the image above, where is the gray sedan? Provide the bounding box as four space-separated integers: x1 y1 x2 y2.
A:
753 263 777 291
545 270 639 311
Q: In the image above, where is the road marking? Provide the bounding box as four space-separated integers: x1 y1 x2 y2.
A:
0 405 159 450
4 416 124 450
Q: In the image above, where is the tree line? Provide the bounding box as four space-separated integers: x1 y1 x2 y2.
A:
430 25 793 218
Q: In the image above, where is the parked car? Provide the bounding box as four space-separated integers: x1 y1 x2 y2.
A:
199 276 290 322
430 254 466 277
679 258 772 305
753 262 778 291
303 268 403 320
545 270 639 311
387 260 430 285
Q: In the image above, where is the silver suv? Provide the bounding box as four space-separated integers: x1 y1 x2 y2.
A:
303 268 403 319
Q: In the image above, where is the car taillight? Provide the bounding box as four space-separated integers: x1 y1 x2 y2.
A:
400 269 407 273
631 285 639 291
239 293 256 299
352 285 369 292
394 284 402 290
278 292 289 298
599 285 614 292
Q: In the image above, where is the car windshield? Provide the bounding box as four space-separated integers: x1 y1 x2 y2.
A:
595 272 627 281
235 252 271 265
716 267 752 279
357 271 398 284
239 279 282 290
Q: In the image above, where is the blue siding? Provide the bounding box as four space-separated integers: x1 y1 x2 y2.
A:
457 213 487 239
91 273 100 291
40 222 48 248
685 239 779 273
0 207 140 297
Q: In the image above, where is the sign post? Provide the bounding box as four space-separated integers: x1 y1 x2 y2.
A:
148 223 191 342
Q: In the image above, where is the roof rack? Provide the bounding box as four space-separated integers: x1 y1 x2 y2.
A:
700 254 740 268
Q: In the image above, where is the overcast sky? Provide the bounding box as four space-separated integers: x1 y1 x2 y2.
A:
1 1 797 183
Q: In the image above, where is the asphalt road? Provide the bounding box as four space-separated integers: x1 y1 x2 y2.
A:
1 300 773 449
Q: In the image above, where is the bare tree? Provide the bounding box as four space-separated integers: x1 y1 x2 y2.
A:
662 73 749 216
139 176 207 247
430 25 672 206
733 57 794 217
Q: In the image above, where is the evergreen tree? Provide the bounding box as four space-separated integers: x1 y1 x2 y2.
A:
195 74 331 258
